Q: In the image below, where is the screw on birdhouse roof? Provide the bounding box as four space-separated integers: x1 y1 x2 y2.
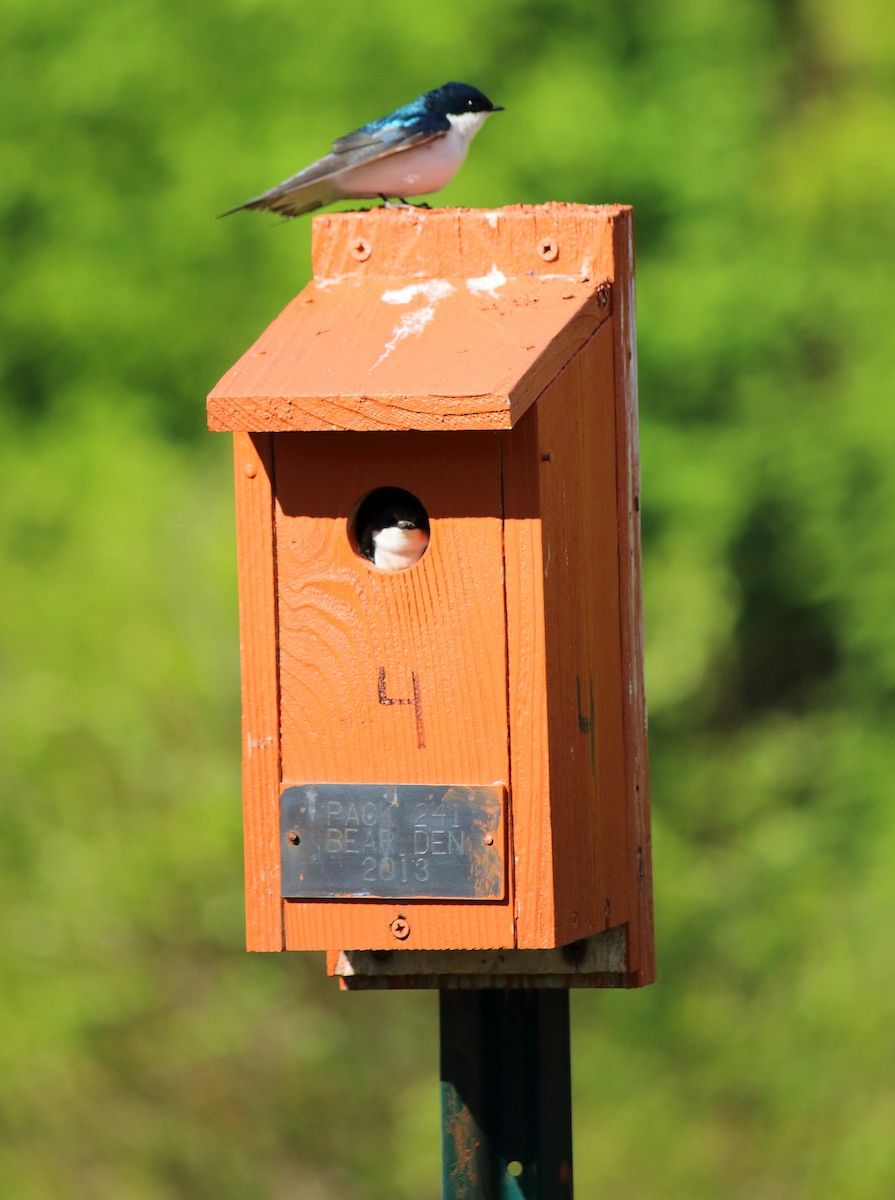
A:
350 236 372 262
538 237 559 262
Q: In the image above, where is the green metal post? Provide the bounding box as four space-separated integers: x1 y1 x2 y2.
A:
440 989 573 1199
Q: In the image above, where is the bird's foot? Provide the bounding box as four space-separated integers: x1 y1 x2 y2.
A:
377 195 431 210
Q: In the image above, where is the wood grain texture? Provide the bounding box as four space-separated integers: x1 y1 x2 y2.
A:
494 225 652 977
610 211 655 985
232 433 283 950
309 203 627 283
207 280 610 433
273 430 515 950
503 327 629 950
535 325 629 947
332 926 627 991
207 204 621 434
500 406 554 946
336 972 626 991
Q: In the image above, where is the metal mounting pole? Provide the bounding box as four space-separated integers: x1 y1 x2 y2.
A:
440 989 573 1199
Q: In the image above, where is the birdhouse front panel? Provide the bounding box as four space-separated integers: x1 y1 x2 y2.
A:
272 429 514 950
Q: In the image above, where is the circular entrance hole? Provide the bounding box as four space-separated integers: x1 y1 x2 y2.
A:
351 487 430 572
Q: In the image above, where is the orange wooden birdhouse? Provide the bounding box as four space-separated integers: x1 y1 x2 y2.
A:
208 202 654 987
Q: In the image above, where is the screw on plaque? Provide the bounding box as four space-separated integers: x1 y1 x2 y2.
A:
389 916 411 941
286 830 301 846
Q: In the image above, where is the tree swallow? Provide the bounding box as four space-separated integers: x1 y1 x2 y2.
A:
222 82 503 219
356 488 430 571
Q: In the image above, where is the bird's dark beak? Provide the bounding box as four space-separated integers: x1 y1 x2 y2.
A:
491 105 505 112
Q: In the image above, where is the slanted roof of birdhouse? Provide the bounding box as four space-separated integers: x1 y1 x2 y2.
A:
207 203 630 433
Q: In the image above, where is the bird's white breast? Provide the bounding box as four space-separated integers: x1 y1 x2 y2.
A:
336 111 491 199
372 526 429 570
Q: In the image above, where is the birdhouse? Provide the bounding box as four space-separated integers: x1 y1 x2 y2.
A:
208 203 654 987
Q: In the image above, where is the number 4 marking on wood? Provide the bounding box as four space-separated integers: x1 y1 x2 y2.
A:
577 674 596 775
378 666 426 750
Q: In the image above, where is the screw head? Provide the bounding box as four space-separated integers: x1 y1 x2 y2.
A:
286 830 301 846
537 237 559 262
389 916 411 941
350 237 372 262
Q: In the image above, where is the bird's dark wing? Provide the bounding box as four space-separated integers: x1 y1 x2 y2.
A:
331 108 449 154
330 128 385 153
222 115 450 219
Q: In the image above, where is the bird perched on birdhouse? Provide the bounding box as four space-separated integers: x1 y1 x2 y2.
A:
221 82 503 219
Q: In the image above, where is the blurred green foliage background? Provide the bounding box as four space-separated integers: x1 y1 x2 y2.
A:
3 0 894 1195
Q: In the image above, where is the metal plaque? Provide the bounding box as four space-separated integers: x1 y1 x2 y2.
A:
279 784 506 901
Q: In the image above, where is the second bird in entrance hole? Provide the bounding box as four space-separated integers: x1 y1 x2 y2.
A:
355 487 430 571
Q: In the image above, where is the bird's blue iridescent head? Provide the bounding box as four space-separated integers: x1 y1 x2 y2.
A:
425 82 504 118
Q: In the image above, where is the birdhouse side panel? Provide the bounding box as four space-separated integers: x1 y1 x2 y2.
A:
232 432 285 951
610 209 655 983
535 323 631 948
